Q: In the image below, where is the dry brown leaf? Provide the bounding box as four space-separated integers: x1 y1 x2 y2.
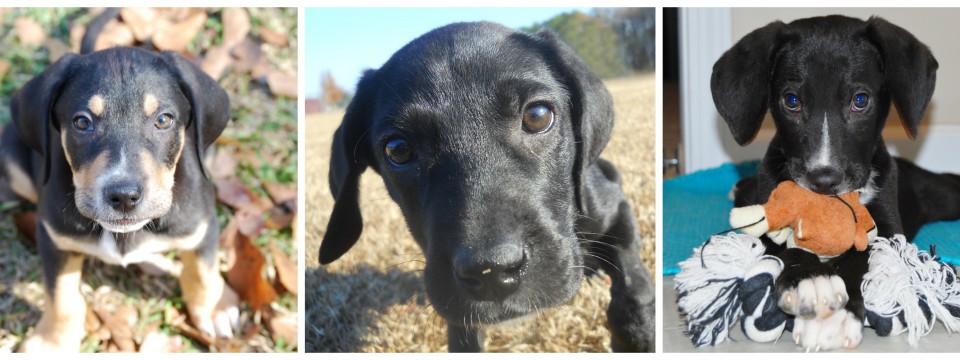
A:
95 19 135 51
84 306 102 333
266 312 298 349
269 242 297 296
224 221 277 312
216 177 270 213
263 182 296 204
201 45 231 80
152 11 206 52
265 202 294 230
44 38 72 63
138 330 170 353
0 59 11 82
70 24 85 53
222 8 250 49
13 211 37 247
209 148 239 181
96 307 137 352
14 18 46 47
251 58 272 79
257 25 288 47
266 70 297 98
230 37 262 74
119 7 159 42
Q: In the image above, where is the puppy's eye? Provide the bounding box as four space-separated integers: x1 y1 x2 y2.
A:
73 115 94 132
155 114 175 129
384 137 415 166
522 103 554 133
784 93 801 112
851 93 870 111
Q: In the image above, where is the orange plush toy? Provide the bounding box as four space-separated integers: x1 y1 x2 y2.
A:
729 181 877 256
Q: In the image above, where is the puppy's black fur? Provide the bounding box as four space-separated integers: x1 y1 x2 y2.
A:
3 27 232 351
319 22 654 352
713 15 960 334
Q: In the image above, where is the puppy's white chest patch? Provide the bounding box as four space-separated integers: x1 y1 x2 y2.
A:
44 221 208 267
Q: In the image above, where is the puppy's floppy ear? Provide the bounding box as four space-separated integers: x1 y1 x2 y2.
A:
319 70 376 265
711 21 785 146
531 30 614 212
160 51 231 178
866 16 938 139
10 53 77 185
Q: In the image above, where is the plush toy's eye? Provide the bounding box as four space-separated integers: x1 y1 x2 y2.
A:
522 103 554 133
851 93 869 111
784 93 801 112
73 115 94 132
384 137 415 166
155 113 175 129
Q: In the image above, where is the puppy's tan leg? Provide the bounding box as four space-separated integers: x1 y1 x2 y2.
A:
19 254 86 352
179 250 239 338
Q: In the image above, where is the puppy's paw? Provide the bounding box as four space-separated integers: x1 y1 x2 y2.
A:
779 275 847 319
188 283 240 339
792 309 863 351
18 319 85 353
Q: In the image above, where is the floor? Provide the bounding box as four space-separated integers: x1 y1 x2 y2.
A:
662 276 960 352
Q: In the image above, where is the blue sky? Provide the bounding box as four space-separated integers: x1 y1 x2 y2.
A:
304 7 591 98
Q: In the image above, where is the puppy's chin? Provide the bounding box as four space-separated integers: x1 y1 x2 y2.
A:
98 219 152 233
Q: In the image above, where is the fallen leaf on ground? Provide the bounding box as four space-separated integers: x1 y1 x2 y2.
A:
44 38 72 63
266 70 297 98
209 148 239 181
119 7 159 42
14 18 46 47
152 11 206 52
269 242 297 296
139 330 170 353
201 45 231 80
216 177 271 213
222 8 250 49
95 20 135 51
265 311 298 349
0 59 11 82
263 182 296 204
230 37 262 74
84 306 102 333
265 202 295 230
70 24 85 53
223 218 277 312
257 26 288 47
95 307 137 352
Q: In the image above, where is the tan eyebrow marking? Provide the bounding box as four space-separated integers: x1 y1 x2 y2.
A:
88 95 104 116
144 93 159 116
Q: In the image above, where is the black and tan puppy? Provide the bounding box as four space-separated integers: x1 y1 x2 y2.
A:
319 22 654 352
3 39 235 350
715 15 960 350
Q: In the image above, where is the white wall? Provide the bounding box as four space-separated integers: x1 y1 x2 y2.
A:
681 8 960 174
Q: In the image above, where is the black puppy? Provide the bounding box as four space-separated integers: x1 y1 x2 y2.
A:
715 15 960 350
319 22 654 352
4 33 235 350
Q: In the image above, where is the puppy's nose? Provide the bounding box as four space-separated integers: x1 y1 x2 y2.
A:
453 243 526 301
807 168 842 194
105 183 143 212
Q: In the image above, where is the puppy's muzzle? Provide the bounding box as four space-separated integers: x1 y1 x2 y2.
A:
453 242 527 302
105 182 143 212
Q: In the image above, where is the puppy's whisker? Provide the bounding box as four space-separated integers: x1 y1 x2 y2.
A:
581 252 621 275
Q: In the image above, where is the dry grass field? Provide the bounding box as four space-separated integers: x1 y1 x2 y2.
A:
305 74 655 352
